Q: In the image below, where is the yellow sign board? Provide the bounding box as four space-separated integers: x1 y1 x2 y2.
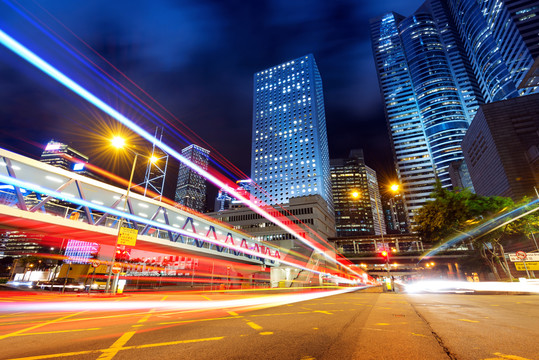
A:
515 261 539 271
117 227 138 246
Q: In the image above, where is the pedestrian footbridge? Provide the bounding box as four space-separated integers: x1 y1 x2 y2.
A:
0 148 283 266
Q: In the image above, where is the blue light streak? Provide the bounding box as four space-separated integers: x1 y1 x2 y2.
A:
420 197 539 260
0 29 361 278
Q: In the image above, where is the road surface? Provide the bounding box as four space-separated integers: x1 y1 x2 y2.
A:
0 287 537 359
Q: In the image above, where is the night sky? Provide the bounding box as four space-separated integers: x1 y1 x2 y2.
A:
0 0 422 207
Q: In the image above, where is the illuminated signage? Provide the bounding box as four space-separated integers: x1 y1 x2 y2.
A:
72 163 85 171
45 142 62 151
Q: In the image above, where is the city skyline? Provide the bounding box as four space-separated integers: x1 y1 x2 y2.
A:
0 0 423 190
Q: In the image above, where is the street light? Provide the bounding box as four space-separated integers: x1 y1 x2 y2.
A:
105 136 156 293
351 190 389 278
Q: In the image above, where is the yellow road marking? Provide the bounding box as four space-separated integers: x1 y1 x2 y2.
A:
0 311 86 340
482 353 535 360
201 295 212 301
313 328 319 330
313 310 333 315
246 321 263 331
227 311 238 316
375 323 390 326
259 332 273 335
97 331 137 360
131 295 168 327
160 315 242 325
458 319 479 323
7 349 96 360
13 327 100 336
300 356 315 360
130 336 224 349
411 332 427 337
6 337 224 360
493 353 534 360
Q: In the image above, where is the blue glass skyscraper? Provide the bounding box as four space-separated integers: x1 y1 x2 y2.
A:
251 54 333 211
371 0 538 225
447 0 536 101
370 12 440 221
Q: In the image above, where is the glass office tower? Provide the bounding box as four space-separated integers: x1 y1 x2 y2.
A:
331 149 384 237
370 13 438 223
174 144 210 212
370 0 538 225
251 54 333 211
399 12 470 189
446 0 535 101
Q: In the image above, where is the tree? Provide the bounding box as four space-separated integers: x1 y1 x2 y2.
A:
415 182 515 279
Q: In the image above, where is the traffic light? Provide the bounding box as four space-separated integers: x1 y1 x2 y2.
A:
380 250 389 261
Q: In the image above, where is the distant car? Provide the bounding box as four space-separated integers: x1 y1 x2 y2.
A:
38 278 85 292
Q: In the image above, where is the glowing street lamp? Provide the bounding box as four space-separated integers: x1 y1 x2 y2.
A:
105 136 154 293
351 190 390 278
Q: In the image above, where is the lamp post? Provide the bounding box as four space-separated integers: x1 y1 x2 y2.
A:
105 136 150 293
351 190 389 278
373 195 390 279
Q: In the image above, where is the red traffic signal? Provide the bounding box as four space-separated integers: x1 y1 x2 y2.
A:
380 250 389 260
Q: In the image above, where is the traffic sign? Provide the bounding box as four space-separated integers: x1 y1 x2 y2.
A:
91 260 100 268
117 227 138 246
516 251 527 260
509 252 539 262
112 263 122 274
515 262 539 271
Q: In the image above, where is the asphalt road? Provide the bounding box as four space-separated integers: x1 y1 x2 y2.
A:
0 288 537 360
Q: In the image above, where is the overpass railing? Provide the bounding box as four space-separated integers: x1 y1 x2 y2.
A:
0 148 283 266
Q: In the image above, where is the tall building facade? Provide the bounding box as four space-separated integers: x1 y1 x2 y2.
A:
370 0 539 224
174 145 210 212
207 195 336 252
447 0 537 101
251 54 333 212
461 93 539 201
41 140 96 178
382 192 409 234
214 179 252 212
330 150 386 237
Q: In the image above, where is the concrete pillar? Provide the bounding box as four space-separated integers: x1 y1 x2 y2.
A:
454 263 462 280
447 263 454 279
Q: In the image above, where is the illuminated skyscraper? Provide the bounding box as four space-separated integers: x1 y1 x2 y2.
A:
174 144 210 212
370 12 440 223
331 150 386 236
251 54 333 212
41 140 95 178
370 0 538 224
447 0 537 101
